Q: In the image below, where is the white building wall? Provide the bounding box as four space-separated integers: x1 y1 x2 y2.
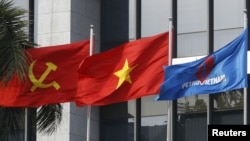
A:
35 0 100 141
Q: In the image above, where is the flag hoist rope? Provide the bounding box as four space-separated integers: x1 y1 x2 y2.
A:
86 24 94 141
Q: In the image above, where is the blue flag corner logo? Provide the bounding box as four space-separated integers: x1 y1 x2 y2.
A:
196 56 215 83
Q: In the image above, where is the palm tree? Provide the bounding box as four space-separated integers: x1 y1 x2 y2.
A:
0 0 62 140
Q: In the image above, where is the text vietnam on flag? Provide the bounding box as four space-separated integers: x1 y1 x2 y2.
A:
0 40 90 107
76 31 169 106
157 28 248 100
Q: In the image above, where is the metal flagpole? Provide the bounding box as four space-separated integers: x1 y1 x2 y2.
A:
167 0 177 141
24 108 28 141
243 9 247 125
86 25 94 141
89 25 94 57
167 17 173 141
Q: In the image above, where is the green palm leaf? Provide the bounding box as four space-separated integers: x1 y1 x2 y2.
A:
36 104 63 135
0 0 63 140
0 0 35 83
0 107 24 140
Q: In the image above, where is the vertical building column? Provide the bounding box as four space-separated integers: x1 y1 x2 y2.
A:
36 0 101 141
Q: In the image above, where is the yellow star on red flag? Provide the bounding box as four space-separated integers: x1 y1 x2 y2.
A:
114 59 137 89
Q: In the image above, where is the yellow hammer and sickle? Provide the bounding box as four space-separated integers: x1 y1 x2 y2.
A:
29 60 60 92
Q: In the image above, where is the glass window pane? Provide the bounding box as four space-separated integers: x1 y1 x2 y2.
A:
141 95 168 141
176 112 207 141
178 95 208 114
100 101 135 141
213 89 244 110
177 95 207 141
213 110 243 124
141 116 167 141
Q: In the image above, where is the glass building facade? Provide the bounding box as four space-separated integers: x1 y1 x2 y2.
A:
100 0 247 141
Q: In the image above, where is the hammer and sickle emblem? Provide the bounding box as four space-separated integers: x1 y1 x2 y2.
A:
29 60 60 92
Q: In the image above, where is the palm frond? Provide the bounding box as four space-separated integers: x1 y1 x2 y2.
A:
0 107 25 140
0 0 35 83
0 0 63 139
36 104 63 135
0 105 63 140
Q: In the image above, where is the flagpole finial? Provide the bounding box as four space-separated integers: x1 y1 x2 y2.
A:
90 25 94 29
244 9 247 13
243 9 247 29
168 17 172 21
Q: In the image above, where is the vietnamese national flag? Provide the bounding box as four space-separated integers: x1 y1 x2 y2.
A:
76 32 169 106
0 40 90 107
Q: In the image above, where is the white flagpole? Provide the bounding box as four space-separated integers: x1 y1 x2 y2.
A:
167 17 173 141
86 24 94 141
89 25 94 56
243 9 247 29
243 9 247 125
167 0 174 140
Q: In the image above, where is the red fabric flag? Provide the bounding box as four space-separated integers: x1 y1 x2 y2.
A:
0 40 90 107
76 32 169 106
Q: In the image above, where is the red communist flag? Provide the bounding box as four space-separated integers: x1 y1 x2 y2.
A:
0 40 90 107
76 32 169 106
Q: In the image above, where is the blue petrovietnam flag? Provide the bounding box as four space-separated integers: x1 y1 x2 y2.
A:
157 28 248 100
